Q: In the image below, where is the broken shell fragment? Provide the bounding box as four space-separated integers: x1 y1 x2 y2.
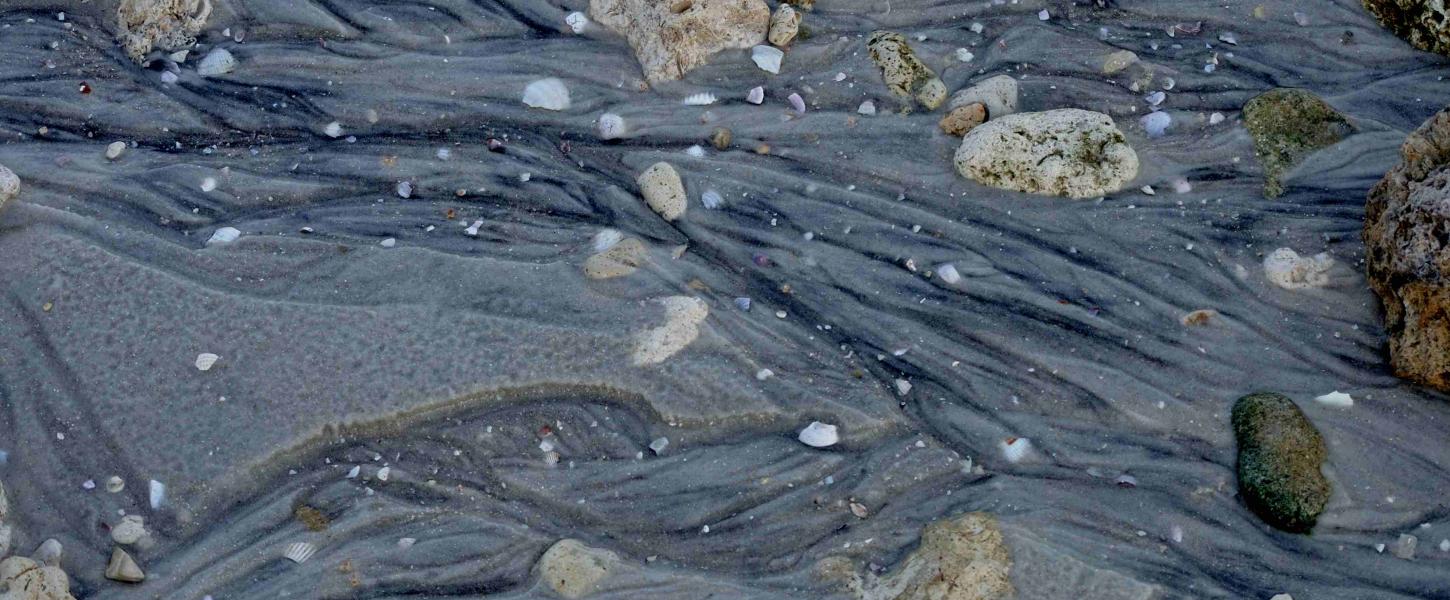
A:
797 421 839 448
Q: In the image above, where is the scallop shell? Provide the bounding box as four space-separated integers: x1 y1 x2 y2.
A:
194 353 219 371
1000 437 1032 463
283 541 317 564
682 93 717 106
797 421 839 448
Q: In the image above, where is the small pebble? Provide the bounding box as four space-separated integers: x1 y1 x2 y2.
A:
105 141 127 160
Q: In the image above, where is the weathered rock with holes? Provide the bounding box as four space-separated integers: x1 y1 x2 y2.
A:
0 557 76 600
1364 0 1450 56
116 0 212 62
867 31 945 111
953 108 1139 198
939 103 987 137
590 0 770 83
536 539 620 599
1232 392 1331 533
768 4 800 47
864 512 1013 600
1364 106 1450 391
1243 88 1351 198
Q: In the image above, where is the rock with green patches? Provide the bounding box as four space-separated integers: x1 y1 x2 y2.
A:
867 31 945 111
953 108 1139 198
1363 0 1450 57
1243 89 1352 198
1232 392 1331 533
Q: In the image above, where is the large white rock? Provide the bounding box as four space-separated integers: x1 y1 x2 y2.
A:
953 108 1139 199
590 0 769 83
948 74 1018 119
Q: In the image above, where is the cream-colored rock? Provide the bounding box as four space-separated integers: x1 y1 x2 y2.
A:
590 0 769 82
1102 49 1139 74
110 515 148 545
0 557 75 600
860 513 1013 600
947 75 1018 119
953 108 1139 198
867 31 944 111
536 539 620 599
768 5 801 47
104 548 144 583
116 0 212 62
584 238 647 279
637 162 687 221
0 163 18 212
633 296 707 365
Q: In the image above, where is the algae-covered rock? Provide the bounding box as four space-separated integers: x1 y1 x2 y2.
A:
868 31 945 111
1243 89 1351 198
1232 392 1331 533
1363 106 1450 392
1363 0 1450 57
953 108 1139 198
864 512 1013 600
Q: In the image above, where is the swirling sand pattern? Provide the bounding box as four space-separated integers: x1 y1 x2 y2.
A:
0 0 1448 598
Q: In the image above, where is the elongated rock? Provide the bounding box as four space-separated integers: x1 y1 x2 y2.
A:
867 31 945 111
117 0 212 62
0 163 18 212
1232 392 1331 533
590 0 769 83
954 108 1138 198
637 162 687 221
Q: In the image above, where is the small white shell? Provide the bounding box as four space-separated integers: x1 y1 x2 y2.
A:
597 113 626 140
323 121 343 138
1314 391 1354 408
195 353 219 371
522 78 571 111
751 45 783 74
196 48 235 76
148 479 165 509
565 11 588 34
397 537 417 549
857 100 876 116
207 227 240 246
1000 437 1032 463
648 436 669 455
936 263 961 284
797 421 839 448
1141 111 1171 137
283 542 317 564
200 177 217 192
747 86 764 104
106 476 125 493
682 92 717 106
345 465 361 478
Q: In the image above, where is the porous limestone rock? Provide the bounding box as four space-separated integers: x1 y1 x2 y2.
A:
953 109 1139 198
637 162 687 221
536 539 620 599
0 557 75 600
1364 106 1450 391
590 0 770 83
116 0 212 62
768 4 800 47
867 31 945 111
1363 0 1450 57
862 512 1013 600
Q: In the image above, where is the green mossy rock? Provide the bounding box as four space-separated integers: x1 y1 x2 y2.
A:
1243 89 1351 198
1232 392 1331 533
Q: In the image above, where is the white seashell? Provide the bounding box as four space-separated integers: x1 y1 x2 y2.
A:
592 228 623 252
1315 391 1354 408
465 220 483 236
201 177 217 192
1141 111 1171 137
682 92 717 106
197 48 235 76
797 421 839 448
857 100 876 116
323 121 343 138
936 263 961 284
747 86 764 104
751 45 783 74
701 189 723 209
148 479 165 509
35 539 63 565
565 11 589 34
648 437 669 455
894 379 912 396
380 238 396 248
397 537 417 549
685 145 706 158
283 542 317 564
346 465 361 478
106 476 125 493
788 93 806 114
1145 91 1165 107
194 353 219 371
597 113 626 139
1209 112 1225 125
522 78 571 111
1000 437 1032 463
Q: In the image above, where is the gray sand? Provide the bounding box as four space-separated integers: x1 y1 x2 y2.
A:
0 0 1448 598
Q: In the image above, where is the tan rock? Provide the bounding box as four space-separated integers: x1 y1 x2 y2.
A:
867 31 944 111
864 512 1013 600
590 0 770 83
536 539 619 599
939 103 987 137
1364 106 1450 391
954 108 1139 198
1102 49 1139 74
584 238 647 279
104 548 145 583
0 557 75 600
637 162 687 221
116 0 212 62
633 296 707 365
768 5 801 47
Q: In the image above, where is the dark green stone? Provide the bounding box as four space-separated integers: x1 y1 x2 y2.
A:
1232 392 1331 533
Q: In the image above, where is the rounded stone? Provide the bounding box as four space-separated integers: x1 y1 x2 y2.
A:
953 108 1139 198
536 539 620 599
1232 392 1331 533
637 162 687 221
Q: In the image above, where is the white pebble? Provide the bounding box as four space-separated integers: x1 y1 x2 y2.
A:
396 181 413 198
1037 9 1049 20
206 227 241 246
1209 112 1226 125
747 86 765 104
194 353 219 371
1142 111 1171 137
1314 391 1353 408
323 121 343 138
380 238 396 248
685 145 706 158
1170 178 1192 194
522 78 571 111
592 228 624 252
752 45 783 74
565 11 589 33
148 480 165 510
200 177 217 192
955 48 974 62
105 141 127 160
196 48 235 76
597 113 627 139
797 421 839 448
857 100 876 115
1000 437 1032 463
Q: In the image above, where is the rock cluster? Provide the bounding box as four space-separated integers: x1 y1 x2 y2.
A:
1232 392 1331 533
637 162 687 221
1363 106 1450 391
590 0 770 83
953 109 1139 198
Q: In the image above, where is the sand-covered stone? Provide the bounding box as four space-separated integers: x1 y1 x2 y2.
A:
584 237 647 279
590 0 770 83
947 75 1017 119
1243 88 1351 198
1364 0 1450 56
1364 106 1450 391
633 296 707 365
116 0 212 62
104 548 145 583
637 162 687 221
1232 392 1331 533
0 556 75 600
1102 49 1139 74
768 4 800 47
863 512 1013 600
536 539 620 599
953 108 1139 198
868 31 945 111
